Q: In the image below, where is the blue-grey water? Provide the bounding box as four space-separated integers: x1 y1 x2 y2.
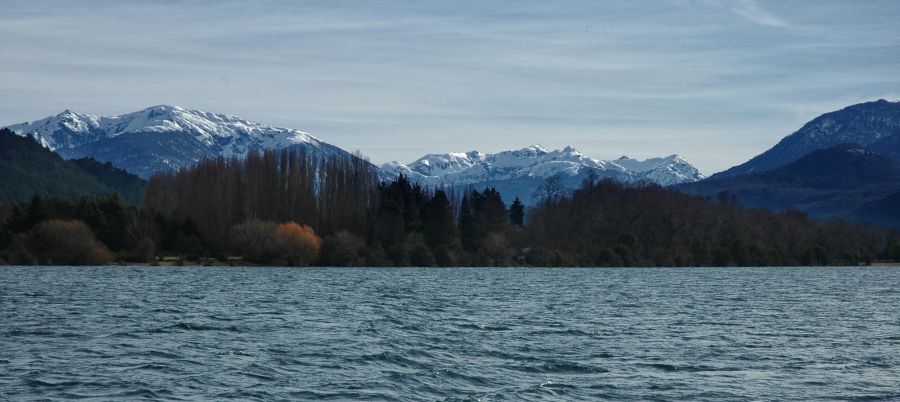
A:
1 267 899 401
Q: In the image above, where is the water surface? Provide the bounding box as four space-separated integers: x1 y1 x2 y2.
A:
1 266 898 400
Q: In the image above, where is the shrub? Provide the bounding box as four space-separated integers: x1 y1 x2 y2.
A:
229 220 278 263
407 233 436 267
273 222 322 266
320 231 366 267
135 237 156 263
363 242 390 267
479 231 513 266
17 220 113 265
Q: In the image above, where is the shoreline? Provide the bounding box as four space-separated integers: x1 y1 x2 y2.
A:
2 263 899 268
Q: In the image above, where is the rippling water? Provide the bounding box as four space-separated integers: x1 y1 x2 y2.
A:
1 266 899 400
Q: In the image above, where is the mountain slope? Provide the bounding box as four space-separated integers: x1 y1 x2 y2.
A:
381 145 704 203
713 99 900 178
0 128 144 204
677 144 900 222
856 191 900 229
6 105 352 178
867 133 900 162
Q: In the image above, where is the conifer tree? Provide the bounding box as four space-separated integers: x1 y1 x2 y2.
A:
509 197 525 226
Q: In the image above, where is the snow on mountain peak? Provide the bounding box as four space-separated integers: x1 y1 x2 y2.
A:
406 151 482 177
712 99 900 179
6 106 320 154
520 144 548 154
5 105 351 178
381 146 704 190
611 154 702 185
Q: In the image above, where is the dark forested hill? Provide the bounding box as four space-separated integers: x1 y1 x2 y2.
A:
677 144 900 227
0 128 144 204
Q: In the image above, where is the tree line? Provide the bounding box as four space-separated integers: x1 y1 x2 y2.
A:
526 176 894 266
1 147 899 266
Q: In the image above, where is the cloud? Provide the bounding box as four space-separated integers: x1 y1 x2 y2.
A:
2 0 898 175
729 0 788 27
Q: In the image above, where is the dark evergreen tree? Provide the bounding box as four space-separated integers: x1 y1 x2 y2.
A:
423 189 455 248
473 188 509 235
458 191 477 251
509 197 525 226
374 175 413 251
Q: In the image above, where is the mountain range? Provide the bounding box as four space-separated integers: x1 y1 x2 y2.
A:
6 105 704 204
380 145 703 203
6 100 900 227
6 105 351 178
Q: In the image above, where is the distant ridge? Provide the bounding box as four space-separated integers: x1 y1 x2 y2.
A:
713 99 900 178
381 145 703 203
678 143 900 226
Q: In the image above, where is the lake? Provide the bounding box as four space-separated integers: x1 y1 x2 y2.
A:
1 266 898 400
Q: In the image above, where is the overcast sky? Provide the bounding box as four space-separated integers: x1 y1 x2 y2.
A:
2 0 898 174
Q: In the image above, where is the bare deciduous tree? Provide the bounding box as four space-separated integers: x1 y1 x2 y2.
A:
533 175 566 205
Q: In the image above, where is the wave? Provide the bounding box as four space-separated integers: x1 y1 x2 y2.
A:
458 323 513 331
147 322 243 333
507 361 608 374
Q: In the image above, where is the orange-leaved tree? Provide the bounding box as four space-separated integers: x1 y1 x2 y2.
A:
273 222 322 266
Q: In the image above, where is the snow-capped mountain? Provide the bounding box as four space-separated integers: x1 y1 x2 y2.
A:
6 105 351 178
5 105 704 201
713 99 900 179
612 154 704 186
380 145 703 203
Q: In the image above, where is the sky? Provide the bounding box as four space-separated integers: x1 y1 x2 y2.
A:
1 0 899 174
